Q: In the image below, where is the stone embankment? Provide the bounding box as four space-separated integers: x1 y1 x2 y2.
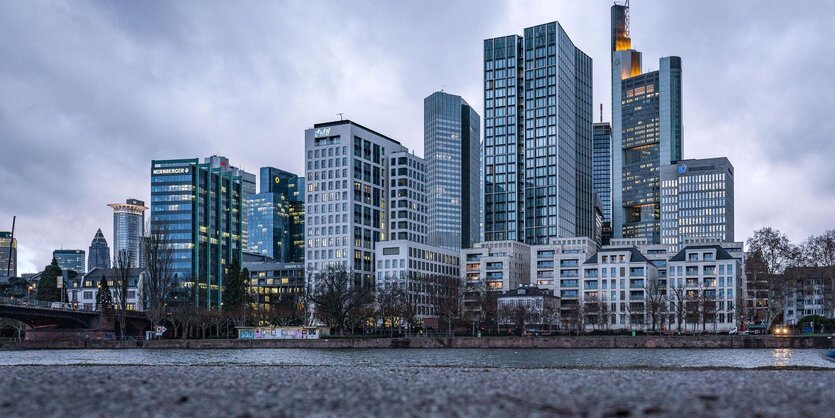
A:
1 335 833 349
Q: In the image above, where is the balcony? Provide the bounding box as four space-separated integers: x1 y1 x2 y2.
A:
560 260 579 268
537 261 555 269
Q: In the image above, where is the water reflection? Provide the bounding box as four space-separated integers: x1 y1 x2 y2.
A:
0 348 833 369
771 348 792 367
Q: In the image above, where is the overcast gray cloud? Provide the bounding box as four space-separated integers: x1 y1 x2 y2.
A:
1 0 833 273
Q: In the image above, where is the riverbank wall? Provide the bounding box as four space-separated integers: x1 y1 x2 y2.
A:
1 335 833 350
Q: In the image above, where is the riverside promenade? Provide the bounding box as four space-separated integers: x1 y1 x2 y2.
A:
1 335 833 349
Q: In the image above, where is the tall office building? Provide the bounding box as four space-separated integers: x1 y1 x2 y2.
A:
611 2 683 243
150 156 251 308
0 232 16 280
87 229 110 271
388 151 428 243
304 120 409 285
593 122 613 245
593 122 613 221
246 167 305 263
53 249 85 273
660 157 734 251
424 91 481 250
108 199 147 268
483 22 594 245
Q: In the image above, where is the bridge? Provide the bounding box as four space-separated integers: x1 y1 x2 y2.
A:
0 297 151 341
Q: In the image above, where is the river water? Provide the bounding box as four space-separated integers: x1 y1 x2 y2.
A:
1 348 833 368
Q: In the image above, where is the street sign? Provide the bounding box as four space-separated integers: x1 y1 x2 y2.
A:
154 325 167 336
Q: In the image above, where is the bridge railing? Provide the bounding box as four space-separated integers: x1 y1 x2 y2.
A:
0 296 97 312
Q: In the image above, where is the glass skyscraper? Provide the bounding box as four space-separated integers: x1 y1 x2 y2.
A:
611 2 683 243
150 156 250 308
87 228 110 271
108 199 146 268
483 22 594 245
246 167 305 263
424 91 480 250
0 232 16 280
593 122 613 222
53 249 85 273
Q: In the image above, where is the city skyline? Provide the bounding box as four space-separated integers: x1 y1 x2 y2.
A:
2 1 834 272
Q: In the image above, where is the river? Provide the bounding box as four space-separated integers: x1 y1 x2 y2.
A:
1 347 833 368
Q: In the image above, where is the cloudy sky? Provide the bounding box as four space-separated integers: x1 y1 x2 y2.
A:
1 1 833 273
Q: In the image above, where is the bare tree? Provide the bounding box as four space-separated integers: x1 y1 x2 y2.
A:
541 300 560 333
565 301 584 334
267 293 305 327
142 226 177 329
305 265 374 335
668 285 686 332
644 278 667 332
433 278 461 336
376 282 406 337
799 230 835 316
746 227 800 327
112 249 133 338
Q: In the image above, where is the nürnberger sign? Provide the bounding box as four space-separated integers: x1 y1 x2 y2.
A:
152 167 189 175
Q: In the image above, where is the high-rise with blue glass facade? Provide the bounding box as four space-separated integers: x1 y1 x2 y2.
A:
611 2 683 243
424 91 480 251
593 122 613 245
246 167 305 263
483 22 594 245
150 156 253 308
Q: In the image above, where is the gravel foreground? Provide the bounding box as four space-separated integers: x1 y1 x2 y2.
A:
0 366 833 417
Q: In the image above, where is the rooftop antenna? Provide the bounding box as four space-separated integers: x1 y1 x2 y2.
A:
600 103 603 123
337 113 344 121
6 216 14 278
441 84 446 92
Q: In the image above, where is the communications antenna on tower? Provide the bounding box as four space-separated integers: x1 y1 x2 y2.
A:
337 113 344 121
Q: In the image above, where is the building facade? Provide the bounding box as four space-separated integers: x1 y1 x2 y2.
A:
581 246 659 330
243 261 305 309
0 231 16 280
660 158 735 252
611 2 683 243
304 120 408 285
374 240 460 321
69 267 144 311
108 199 147 268
483 22 594 245
667 245 742 332
497 285 560 330
53 249 86 274
529 237 598 320
782 267 834 325
150 156 251 308
246 167 305 263
424 91 481 250
87 229 110 271
388 151 428 243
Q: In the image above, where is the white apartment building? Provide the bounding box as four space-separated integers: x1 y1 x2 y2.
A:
304 120 408 285
374 240 460 321
461 241 531 292
68 267 144 311
529 237 597 319
667 244 743 332
580 247 659 330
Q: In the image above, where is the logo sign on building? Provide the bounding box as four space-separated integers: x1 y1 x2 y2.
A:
677 164 687 174
152 167 190 175
314 127 331 138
